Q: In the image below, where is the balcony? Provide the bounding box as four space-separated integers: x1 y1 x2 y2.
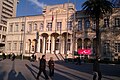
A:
2 8 13 15
2 3 13 11
3 0 13 7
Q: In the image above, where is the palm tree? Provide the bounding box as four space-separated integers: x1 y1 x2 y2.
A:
82 0 113 59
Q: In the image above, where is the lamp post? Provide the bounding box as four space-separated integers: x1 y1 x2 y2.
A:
28 39 31 60
20 29 23 60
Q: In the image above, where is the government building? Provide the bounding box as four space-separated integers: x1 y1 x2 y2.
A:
5 3 120 61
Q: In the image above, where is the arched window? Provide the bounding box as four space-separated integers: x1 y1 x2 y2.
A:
84 18 90 29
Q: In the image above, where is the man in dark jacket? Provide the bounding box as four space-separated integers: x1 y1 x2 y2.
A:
48 57 54 77
36 55 49 80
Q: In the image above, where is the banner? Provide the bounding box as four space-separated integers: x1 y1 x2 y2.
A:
78 49 91 55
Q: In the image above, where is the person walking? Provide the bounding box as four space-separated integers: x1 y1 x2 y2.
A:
11 53 15 61
36 55 49 80
2 52 6 60
48 57 54 78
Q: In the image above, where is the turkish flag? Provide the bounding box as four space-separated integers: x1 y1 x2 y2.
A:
52 12 54 22
78 49 91 55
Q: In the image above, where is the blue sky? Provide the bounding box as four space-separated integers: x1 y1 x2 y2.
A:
17 0 86 17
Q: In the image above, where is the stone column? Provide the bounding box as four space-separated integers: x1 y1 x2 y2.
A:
48 35 51 53
43 37 46 54
75 37 77 51
82 38 84 49
51 36 55 54
37 37 40 53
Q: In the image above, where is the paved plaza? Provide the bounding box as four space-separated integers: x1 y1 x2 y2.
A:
0 59 120 80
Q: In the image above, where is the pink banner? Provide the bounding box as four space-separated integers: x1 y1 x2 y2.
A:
78 49 91 55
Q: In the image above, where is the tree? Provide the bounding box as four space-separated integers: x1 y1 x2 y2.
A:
82 0 113 59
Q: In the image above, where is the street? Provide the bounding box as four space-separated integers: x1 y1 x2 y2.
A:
0 59 120 80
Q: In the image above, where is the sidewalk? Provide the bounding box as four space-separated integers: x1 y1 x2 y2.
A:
0 59 119 80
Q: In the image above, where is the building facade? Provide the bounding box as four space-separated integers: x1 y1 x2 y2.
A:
5 3 120 61
0 0 19 52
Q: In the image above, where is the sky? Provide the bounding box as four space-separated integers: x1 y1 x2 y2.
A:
17 0 86 17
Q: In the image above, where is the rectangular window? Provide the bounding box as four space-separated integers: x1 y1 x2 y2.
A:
29 24 32 32
3 27 5 31
104 18 109 27
13 43 17 50
57 22 62 31
115 18 120 27
34 23 37 31
40 23 44 31
9 24 13 32
14 24 19 32
67 21 72 30
85 18 90 29
115 43 120 52
47 23 52 31
103 42 110 56
22 23 25 31
78 20 82 30
8 43 11 50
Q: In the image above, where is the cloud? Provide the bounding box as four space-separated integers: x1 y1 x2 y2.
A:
27 0 47 8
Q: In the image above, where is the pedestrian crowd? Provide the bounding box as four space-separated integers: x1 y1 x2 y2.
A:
1 52 16 61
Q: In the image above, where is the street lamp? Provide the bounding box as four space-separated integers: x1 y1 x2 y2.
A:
20 29 23 60
28 39 31 60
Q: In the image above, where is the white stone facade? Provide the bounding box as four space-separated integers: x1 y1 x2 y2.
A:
5 3 120 61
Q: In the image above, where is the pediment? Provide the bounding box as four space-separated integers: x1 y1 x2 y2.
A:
46 8 67 16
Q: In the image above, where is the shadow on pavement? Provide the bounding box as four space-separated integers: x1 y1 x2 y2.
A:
55 68 86 80
55 61 120 79
0 66 6 80
55 61 93 74
31 63 87 80
26 64 46 79
25 64 37 79
8 61 26 80
16 72 26 80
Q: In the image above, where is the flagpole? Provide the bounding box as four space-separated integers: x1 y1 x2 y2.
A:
54 9 57 55
72 0 76 62
59 16 62 54
65 0 70 60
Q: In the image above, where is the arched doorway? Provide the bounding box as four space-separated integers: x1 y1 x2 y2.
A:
51 33 59 54
32 39 37 53
77 38 82 49
41 33 49 54
62 32 71 54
